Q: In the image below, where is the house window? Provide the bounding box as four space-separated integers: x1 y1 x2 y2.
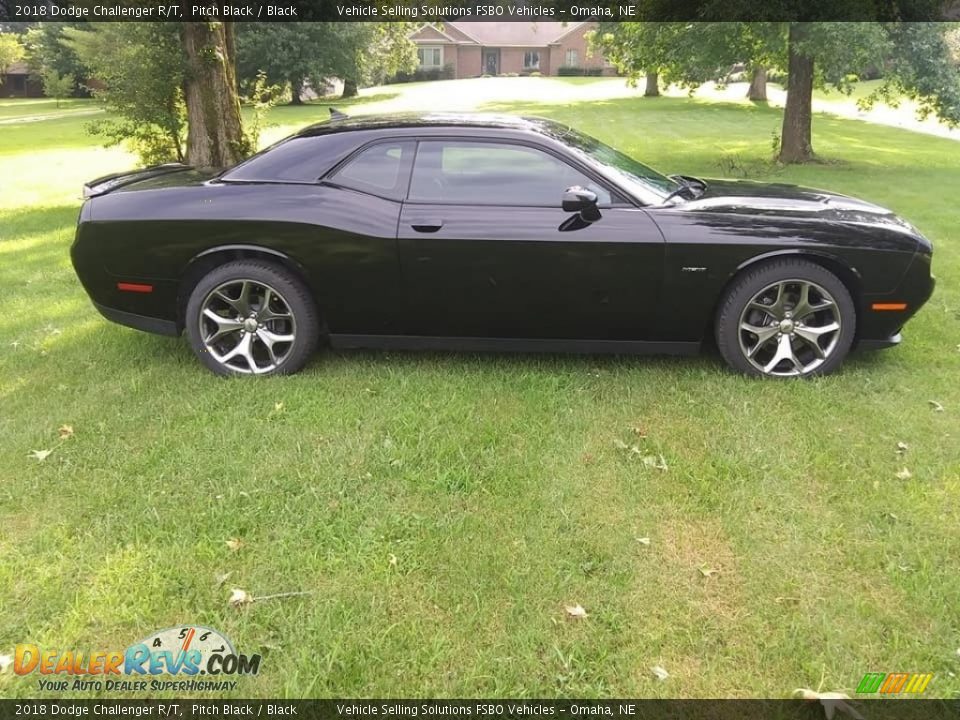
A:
523 51 540 70
417 47 443 68
565 50 579 67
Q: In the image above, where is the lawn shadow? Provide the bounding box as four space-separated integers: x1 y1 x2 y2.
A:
313 345 721 377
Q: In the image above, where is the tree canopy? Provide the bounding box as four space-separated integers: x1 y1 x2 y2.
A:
0 31 25 76
237 22 415 103
593 20 960 162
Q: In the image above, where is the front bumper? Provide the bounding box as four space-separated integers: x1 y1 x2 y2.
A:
857 250 934 346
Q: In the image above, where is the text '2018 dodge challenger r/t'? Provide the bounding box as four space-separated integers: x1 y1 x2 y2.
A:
71 112 934 378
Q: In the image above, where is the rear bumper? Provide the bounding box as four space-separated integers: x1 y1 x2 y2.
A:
93 301 180 337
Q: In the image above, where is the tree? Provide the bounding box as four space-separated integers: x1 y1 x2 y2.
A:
777 22 891 162
0 31 25 77
237 23 416 104
40 68 73 108
644 71 660 96
23 23 87 83
180 21 249 168
238 23 357 104
351 22 418 92
746 66 767 101
65 23 187 164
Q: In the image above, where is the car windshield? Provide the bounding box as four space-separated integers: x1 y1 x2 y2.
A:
558 126 680 198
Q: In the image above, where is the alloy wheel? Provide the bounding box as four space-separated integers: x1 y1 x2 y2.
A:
737 279 842 377
198 279 297 375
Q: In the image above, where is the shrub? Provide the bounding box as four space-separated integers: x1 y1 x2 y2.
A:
557 66 603 76
388 62 454 84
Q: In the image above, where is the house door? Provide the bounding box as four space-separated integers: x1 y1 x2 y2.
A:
483 49 499 75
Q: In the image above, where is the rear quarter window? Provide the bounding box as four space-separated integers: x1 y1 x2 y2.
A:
222 133 362 183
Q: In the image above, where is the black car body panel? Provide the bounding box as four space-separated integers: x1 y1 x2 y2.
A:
71 112 934 356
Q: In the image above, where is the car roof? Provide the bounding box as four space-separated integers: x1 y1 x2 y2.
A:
296 112 571 139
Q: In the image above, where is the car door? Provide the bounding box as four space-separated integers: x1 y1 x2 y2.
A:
397 139 666 340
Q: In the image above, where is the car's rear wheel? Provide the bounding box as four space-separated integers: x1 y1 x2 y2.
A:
715 259 856 378
185 261 319 377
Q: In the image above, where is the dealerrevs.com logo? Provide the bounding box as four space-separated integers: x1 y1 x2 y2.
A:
14 626 261 692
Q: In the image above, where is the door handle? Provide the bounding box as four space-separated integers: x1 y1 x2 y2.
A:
410 219 444 233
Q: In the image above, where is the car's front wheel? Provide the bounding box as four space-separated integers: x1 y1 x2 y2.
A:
185 260 320 376
715 259 856 378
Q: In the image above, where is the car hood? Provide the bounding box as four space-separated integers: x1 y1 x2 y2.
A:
682 179 921 235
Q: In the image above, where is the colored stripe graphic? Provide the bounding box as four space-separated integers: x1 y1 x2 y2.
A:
881 673 909 693
903 673 933 694
858 672 933 694
856 673 886 694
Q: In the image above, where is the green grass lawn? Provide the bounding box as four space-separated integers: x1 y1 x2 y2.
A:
1 80 959 700
0 97 102 121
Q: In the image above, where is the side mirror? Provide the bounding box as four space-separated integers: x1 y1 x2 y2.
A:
562 186 601 223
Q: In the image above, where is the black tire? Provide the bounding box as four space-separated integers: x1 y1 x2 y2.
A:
715 259 856 378
185 260 320 377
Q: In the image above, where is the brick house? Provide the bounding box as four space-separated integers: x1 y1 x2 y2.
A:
410 22 614 78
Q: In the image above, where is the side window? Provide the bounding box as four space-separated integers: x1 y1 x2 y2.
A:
408 141 612 207
330 141 414 199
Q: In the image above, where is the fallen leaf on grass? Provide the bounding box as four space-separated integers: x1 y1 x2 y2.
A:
564 604 588 619
650 665 669 681
0 653 12 673
228 588 313 609
698 565 720 578
228 588 253 608
214 571 233 588
272 401 284 413
28 449 52 462
793 689 864 720
641 454 668 471
895 441 908 455
613 440 668 470
636 537 651 546
225 538 245 552
895 468 913 480
929 400 944 412
58 425 74 439
388 553 398 567
630 425 648 438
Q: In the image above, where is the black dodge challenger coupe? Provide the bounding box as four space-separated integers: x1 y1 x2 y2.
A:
71 112 935 378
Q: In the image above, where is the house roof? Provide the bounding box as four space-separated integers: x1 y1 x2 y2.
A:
3 61 29 75
410 25 461 44
413 21 587 48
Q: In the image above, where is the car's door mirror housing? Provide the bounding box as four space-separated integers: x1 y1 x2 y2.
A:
562 186 601 223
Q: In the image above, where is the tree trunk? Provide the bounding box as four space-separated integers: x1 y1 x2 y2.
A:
779 24 815 164
341 78 358 99
289 79 303 105
181 21 248 169
746 66 767 102
644 71 660 97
